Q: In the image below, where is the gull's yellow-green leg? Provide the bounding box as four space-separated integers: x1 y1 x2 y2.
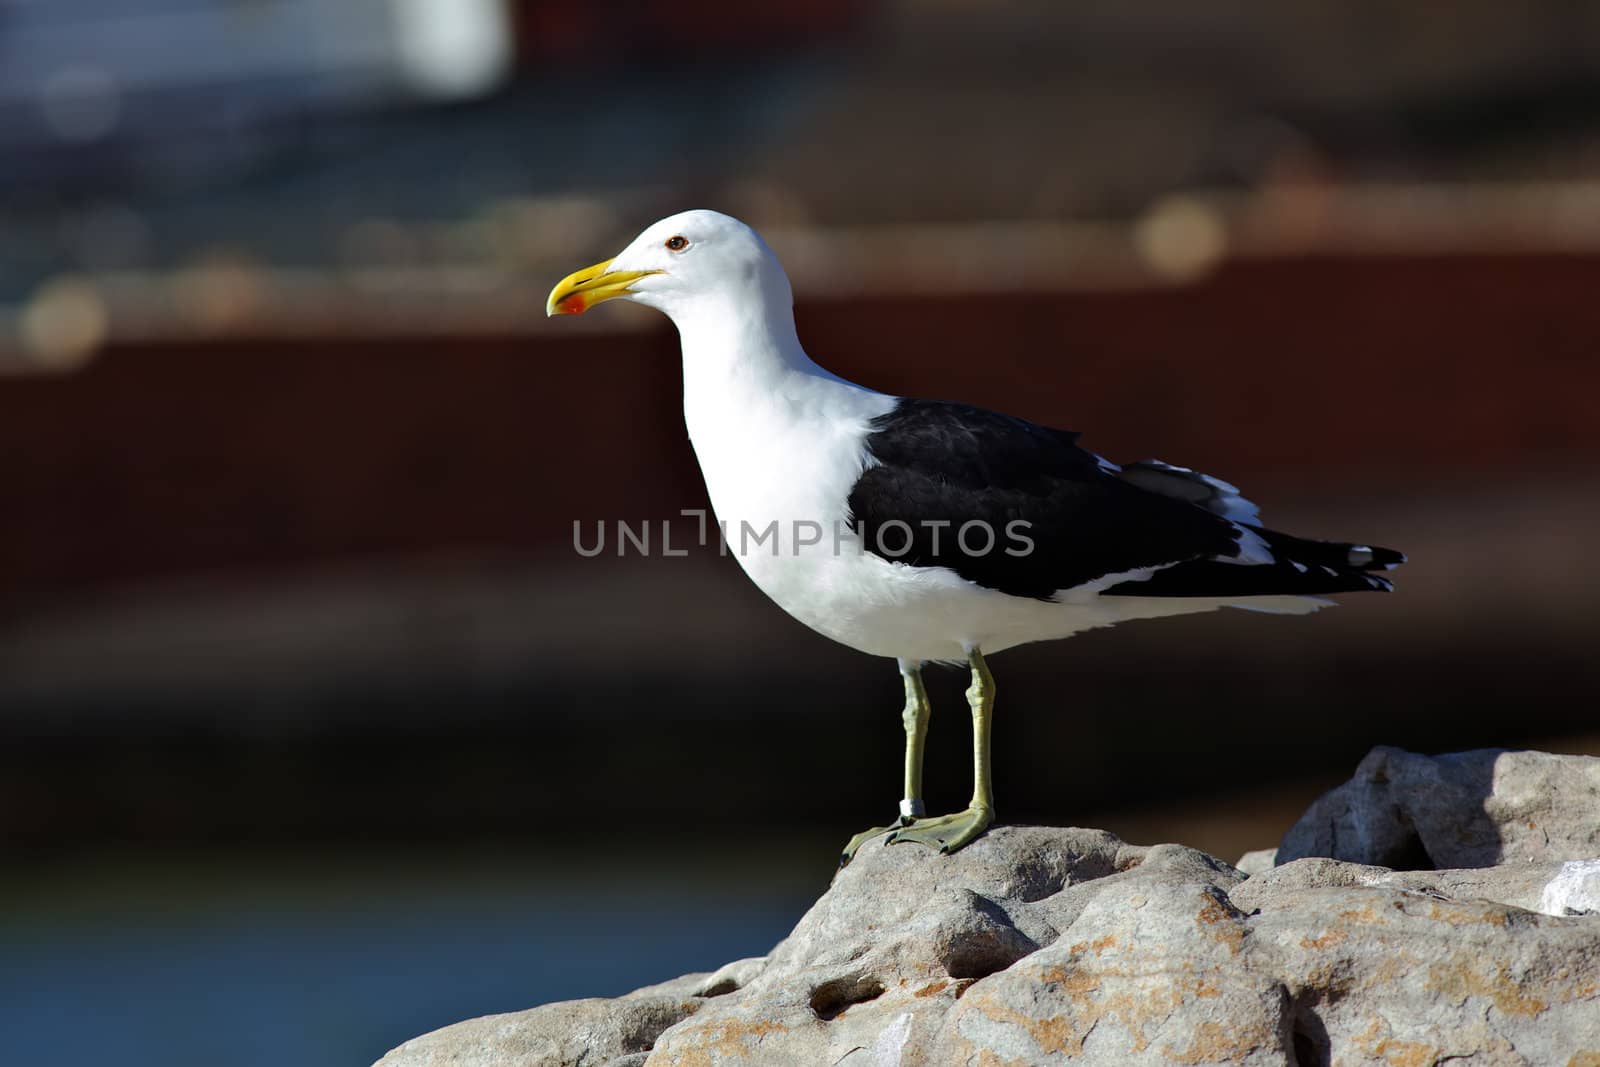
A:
886 648 995 854
839 659 931 866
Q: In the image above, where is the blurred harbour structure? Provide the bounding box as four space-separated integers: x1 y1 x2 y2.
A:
7 1 1600 363
2 4 1600 1067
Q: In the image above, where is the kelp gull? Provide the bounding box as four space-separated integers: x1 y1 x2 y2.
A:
546 209 1404 863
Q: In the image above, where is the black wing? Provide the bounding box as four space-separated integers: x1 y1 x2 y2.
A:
846 398 1405 601
846 399 1244 600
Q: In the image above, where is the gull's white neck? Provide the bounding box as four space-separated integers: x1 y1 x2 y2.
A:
655 281 894 533
667 286 867 428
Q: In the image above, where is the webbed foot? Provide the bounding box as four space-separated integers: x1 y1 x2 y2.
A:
885 805 992 855
839 813 917 867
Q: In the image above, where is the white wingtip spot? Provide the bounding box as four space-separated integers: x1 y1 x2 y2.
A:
1347 545 1373 566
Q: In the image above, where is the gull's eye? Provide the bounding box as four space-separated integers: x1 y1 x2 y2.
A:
664 235 688 252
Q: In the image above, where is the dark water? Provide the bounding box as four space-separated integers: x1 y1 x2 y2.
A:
0 847 823 1067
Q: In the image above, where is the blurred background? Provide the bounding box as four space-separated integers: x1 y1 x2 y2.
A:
3 2 1600 1064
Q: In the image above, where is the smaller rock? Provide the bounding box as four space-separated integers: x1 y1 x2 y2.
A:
1539 859 1600 917
1234 848 1277 875
1277 746 1600 869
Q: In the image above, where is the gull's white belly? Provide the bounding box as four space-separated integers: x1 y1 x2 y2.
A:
726 519 1291 663
737 541 1099 661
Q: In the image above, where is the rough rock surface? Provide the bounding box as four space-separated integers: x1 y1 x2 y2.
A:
374 748 1600 1066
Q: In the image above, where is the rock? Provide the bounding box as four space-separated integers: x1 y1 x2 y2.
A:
1234 848 1277 876
375 750 1600 1067
1278 746 1600 869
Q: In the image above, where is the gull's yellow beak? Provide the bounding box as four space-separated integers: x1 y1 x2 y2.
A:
545 258 661 317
